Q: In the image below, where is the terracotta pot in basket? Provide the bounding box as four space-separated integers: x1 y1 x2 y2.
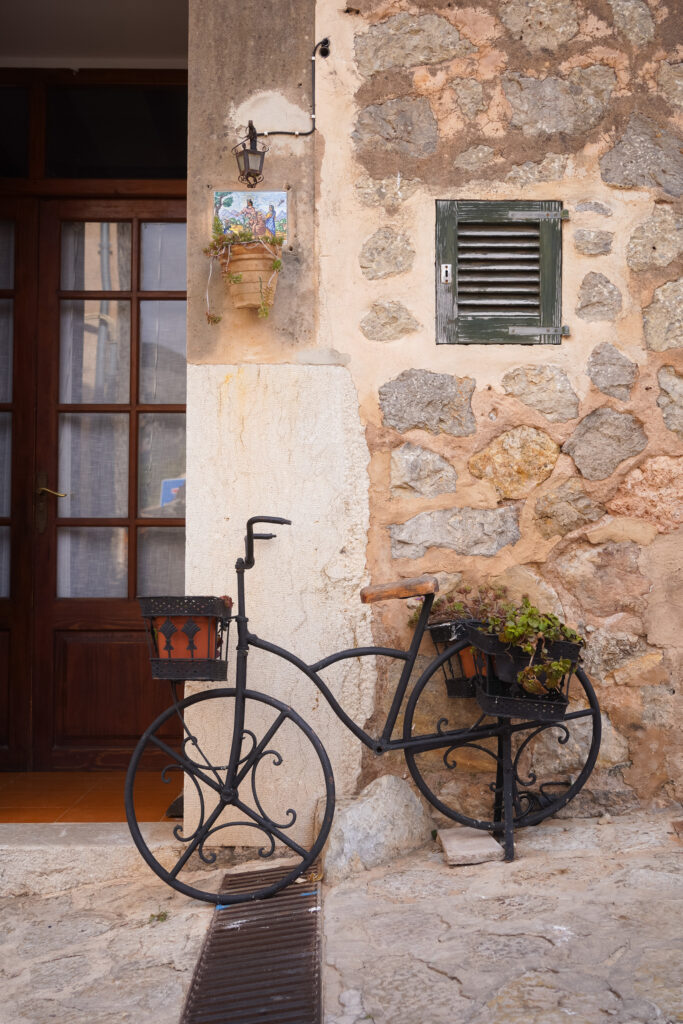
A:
220 242 281 310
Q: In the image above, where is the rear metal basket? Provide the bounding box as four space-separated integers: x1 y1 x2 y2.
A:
426 619 477 698
139 596 233 681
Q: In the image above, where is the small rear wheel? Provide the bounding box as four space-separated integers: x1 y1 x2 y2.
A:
125 688 335 904
403 641 601 831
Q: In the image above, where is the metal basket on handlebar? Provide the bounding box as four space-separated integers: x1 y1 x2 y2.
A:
139 595 233 680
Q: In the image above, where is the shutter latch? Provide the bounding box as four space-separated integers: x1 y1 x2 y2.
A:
440 264 452 284
508 325 570 344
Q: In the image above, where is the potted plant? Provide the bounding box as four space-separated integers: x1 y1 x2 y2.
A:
466 596 585 721
416 584 585 720
204 217 284 321
414 583 511 698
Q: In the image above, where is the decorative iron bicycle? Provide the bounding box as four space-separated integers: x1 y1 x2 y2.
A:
127 516 601 904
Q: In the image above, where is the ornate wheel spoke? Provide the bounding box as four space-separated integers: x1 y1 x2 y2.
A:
232 710 287 788
148 733 222 794
233 797 307 858
168 798 226 878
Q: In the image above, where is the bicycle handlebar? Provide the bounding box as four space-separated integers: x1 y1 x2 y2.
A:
243 516 292 568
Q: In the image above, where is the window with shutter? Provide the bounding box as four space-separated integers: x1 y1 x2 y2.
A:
435 200 567 345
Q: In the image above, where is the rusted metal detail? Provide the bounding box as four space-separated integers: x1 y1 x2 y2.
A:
180 865 322 1024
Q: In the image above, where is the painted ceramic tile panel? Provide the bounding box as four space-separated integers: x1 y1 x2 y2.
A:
213 191 288 242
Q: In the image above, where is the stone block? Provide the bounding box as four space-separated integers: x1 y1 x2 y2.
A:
360 301 420 341
658 61 683 109
552 542 649 617
562 407 647 480
608 0 655 45
354 175 419 210
499 0 579 51
437 827 504 866
608 456 683 533
657 365 683 439
574 229 614 255
626 204 683 271
586 342 638 400
503 66 615 136
468 426 559 499
450 78 485 119
354 13 475 77
534 478 605 537
454 145 495 173
610 651 669 687
317 775 433 885
576 272 623 321
390 506 520 559
359 228 415 280
506 153 567 185
575 200 613 216
502 364 579 422
600 114 683 197
353 97 438 160
643 278 683 351
580 629 645 681
379 368 476 436
390 443 458 497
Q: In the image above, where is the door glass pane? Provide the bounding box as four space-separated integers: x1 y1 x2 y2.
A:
61 222 132 291
0 300 13 402
0 526 9 597
57 528 127 597
138 413 185 517
140 223 186 291
139 300 186 403
0 413 10 517
60 300 130 403
58 414 129 518
137 527 185 595
0 222 15 288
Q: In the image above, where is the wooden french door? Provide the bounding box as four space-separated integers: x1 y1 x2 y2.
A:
1 197 186 768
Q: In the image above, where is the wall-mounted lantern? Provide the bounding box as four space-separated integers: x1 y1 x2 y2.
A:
232 121 268 189
233 38 330 188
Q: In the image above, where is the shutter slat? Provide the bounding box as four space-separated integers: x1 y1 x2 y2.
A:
456 219 541 317
459 286 539 294
459 297 540 307
458 241 540 250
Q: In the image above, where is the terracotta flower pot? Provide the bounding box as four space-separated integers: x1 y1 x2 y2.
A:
220 242 281 310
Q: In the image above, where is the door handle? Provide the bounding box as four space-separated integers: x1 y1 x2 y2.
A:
36 486 67 497
35 471 67 534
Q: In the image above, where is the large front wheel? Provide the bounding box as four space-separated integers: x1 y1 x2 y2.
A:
403 641 601 831
125 688 335 904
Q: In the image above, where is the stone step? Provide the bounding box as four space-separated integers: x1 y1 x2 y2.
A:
0 822 180 897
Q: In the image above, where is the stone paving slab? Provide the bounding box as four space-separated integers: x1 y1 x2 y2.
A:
324 810 683 1024
0 811 681 1023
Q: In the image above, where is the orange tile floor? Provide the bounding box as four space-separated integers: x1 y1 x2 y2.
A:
0 772 182 823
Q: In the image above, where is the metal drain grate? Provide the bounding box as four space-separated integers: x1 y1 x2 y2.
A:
180 865 322 1024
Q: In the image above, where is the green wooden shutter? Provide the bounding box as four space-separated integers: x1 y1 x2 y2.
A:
435 199 565 345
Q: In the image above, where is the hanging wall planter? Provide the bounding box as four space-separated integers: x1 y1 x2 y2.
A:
204 217 284 322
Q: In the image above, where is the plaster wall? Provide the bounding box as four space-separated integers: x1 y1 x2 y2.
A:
186 0 683 832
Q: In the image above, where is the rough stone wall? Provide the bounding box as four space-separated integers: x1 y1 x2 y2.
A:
315 0 683 811
187 0 682 827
